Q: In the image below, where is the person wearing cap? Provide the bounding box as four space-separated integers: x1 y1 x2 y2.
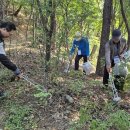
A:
103 29 127 90
0 22 21 98
69 32 90 71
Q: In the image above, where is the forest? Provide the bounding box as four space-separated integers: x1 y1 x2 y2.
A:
0 0 130 130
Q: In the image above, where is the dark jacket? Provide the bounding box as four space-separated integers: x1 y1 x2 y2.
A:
0 31 18 72
105 38 127 68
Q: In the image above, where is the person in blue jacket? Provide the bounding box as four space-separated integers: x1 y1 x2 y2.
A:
69 32 90 70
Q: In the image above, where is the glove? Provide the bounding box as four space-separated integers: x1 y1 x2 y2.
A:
13 68 22 80
14 68 21 76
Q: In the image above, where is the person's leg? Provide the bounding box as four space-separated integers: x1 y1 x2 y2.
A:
75 54 82 70
120 76 126 91
114 75 120 90
0 89 4 97
114 76 125 91
103 65 109 86
103 60 115 86
83 56 88 63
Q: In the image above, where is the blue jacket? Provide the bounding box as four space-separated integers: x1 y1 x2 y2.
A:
70 37 90 56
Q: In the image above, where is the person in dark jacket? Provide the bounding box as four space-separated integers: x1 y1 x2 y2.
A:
0 22 21 98
69 32 90 71
103 29 127 90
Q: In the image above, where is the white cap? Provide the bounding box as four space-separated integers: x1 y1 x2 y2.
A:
75 32 81 41
75 31 81 37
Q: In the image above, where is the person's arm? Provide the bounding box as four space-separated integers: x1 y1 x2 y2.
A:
83 38 90 60
85 39 90 57
105 42 111 73
120 38 128 58
0 54 20 76
70 40 76 55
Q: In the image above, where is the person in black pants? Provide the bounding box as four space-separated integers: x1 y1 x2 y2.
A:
69 32 90 71
103 60 125 91
0 22 21 98
103 29 127 91
103 60 114 86
75 54 88 70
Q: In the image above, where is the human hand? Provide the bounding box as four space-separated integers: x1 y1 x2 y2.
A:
106 67 112 73
14 68 22 80
120 54 125 60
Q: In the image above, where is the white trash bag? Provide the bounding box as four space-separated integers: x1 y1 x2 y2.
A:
113 62 128 77
124 50 130 60
82 61 95 75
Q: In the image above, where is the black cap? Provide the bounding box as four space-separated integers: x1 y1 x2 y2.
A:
112 29 121 37
0 22 16 31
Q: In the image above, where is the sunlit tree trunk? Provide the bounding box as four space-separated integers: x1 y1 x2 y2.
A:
96 0 113 76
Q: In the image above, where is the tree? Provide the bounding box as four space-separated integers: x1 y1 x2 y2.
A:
36 0 56 71
96 0 113 76
120 0 130 49
0 0 4 20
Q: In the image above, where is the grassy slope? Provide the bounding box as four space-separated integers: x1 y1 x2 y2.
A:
0 46 130 130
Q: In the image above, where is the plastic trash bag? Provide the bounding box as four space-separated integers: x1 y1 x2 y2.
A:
82 61 95 75
113 61 128 77
124 50 130 60
112 50 130 77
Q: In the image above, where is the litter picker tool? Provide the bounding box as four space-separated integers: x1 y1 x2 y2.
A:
21 74 47 92
64 59 72 73
65 60 71 73
109 73 121 102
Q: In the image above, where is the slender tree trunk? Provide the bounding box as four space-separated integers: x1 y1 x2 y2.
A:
0 0 8 20
36 0 48 33
45 0 56 64
90 45 98 59
111 0 116 32
96 0 113 76
0 0 4 21
32 9 36 46
13 5 22 17
120 0 130 49
36 0 56 71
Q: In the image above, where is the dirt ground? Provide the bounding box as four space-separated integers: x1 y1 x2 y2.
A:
0 40 130 130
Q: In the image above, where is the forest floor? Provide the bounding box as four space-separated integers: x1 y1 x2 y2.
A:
0 37 130 130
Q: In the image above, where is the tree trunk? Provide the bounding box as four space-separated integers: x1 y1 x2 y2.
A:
90 45 98 59
0 0 4 21
120 0 130 49
45 0 56 68
36 0 56 71
13 5 22 17
36 0 48 33
96 0 113 76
